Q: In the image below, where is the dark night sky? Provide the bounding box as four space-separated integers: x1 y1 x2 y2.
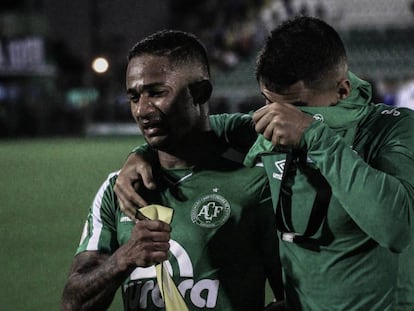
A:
42 0 171 64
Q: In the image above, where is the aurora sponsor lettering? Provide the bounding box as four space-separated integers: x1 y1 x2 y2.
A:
123 240 220 309
123 278 219 309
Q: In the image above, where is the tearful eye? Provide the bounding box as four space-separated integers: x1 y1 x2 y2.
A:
127 91 141 103
149 89 168 98
129 95 140 103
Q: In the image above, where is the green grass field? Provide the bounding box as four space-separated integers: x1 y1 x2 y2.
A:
0 136 143 310
0 136 274 310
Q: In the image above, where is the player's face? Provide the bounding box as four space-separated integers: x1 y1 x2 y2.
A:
259 80 340 107
126 55 200 150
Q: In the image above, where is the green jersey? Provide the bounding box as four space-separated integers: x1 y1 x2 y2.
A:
210 74 414 310
276 104 414 311
77 148 280 311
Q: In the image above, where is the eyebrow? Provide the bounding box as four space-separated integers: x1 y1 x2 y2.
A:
126 82 164 95
261 91 307 106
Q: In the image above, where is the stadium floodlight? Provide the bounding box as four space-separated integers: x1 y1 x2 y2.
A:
92 57 109 74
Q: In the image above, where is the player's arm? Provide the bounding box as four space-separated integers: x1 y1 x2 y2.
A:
63 174 171 310
209 113 258 153
304 116 414 252
252 100 414 252
114 147 157 220
114 113 258 218
61 251 124 311
61 219 171 310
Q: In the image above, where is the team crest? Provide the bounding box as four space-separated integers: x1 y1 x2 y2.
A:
312 113 324 121
191 194 231 228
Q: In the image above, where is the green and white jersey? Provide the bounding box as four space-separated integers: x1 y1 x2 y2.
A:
210 74 414 310
77 152 279 311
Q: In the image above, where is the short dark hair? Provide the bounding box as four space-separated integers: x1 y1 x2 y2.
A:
256 16 347 92
128 29 210 77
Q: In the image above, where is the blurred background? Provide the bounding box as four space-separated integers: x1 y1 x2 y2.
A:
0 0 413 138
1 0 414 310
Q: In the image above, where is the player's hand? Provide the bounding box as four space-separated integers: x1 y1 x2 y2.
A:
252 102 313 148
118 220 171 269
264 300 286 311
114 152 156 220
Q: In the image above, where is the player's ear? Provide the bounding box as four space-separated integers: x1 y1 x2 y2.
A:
188 80 212 105
337 78 351 100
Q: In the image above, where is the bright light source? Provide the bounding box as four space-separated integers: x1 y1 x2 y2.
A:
92 57 109 74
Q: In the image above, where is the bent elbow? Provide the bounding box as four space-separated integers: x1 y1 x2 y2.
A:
379 226 412 253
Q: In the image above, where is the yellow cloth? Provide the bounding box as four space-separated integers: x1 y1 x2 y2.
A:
140 205 189 311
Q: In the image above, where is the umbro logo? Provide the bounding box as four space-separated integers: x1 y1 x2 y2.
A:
272 160 285 180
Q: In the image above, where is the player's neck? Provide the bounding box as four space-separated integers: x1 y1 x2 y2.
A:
158 152 192 169
158 131 224 169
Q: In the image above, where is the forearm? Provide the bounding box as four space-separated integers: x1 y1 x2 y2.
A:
305 121 414 251
62 217 171 310
61 252 133 311
131 114 257 156
209 113 257 153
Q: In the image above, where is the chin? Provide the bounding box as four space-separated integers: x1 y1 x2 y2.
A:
145 136 168 150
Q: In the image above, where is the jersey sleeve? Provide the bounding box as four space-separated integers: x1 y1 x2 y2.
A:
131 143 159 164
209 113 257 153
131 144 149 154
76 172 120 255
303 112 414 252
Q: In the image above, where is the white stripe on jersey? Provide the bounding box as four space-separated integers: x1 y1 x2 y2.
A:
86 171 119 250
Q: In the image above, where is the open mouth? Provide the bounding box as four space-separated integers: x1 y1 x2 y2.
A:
141 118 165 136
